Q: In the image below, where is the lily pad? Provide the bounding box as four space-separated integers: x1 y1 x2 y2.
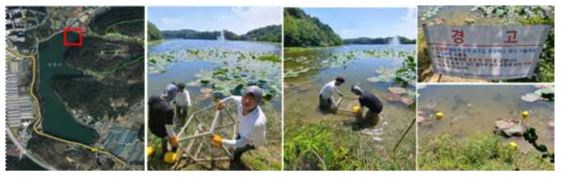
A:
534 87 554 96
384 93 401 102
521 93 542 102
400 96 414 105
200 88 214 94
367 77 383 83
186 81 199 87
417 111 425 123
196 93 211 101
388 87 408 94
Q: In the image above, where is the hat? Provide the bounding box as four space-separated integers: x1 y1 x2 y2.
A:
351 85 363 95
244 86 263 104
162 84 178 102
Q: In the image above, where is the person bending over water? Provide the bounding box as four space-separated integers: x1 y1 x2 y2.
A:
351 85 383 127
319 76 345 113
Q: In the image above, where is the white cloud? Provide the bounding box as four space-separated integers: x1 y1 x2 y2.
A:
227 6 282 34
231 6 281 24
154 7 281 34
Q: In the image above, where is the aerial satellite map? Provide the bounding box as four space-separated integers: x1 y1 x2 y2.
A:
5 6 145 170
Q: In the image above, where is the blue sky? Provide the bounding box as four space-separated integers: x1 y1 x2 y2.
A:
302 8 416 39
148 6 282 35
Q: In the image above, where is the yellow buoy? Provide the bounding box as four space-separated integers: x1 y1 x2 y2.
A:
353 105 361 113
147 146 154 157
91 148 98 153
521 111 529 120
164 152 177 164
436 111 444 120
509 141 519 151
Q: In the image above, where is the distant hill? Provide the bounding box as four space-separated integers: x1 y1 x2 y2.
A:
159 25 281 43
283 7 342 47
344 36 416 45
161 29 241 40
241 25 282 43
147 21 162 41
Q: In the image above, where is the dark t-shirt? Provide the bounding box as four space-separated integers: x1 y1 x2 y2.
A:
359 92 383 114
148 95 174 138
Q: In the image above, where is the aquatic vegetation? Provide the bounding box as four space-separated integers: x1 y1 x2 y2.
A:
284 66 312 79
388 87 408 95
148 50 179 73
366 67 396 83
196 67 280 101
521 85 554 102
472 6 551 21
284 122 413 170
521 93 542 102
394 56 416 87
284 49 416 79
421 6 442 21
284 46 417 170
384 87 416 106
419 133 554 170
148 48 281 101
523 128 555 163
258 54 280 62
359 54 416 106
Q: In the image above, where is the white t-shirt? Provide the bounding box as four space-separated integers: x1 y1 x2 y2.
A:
319 80 338 100
223 96 267 147
174 89 192 107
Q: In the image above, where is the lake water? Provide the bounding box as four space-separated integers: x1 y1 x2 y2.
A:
37 33 98 145
148 39 282 112
417 85 555 152
284 44 416 153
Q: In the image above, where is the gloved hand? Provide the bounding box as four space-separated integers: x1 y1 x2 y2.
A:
216 101 224 110
170 136 179 147
211 135 223 146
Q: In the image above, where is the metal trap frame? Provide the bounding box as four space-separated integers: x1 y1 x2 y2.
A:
175 99 239 162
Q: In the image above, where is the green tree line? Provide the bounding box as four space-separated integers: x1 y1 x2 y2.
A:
284 7 342 47
344 36 416 45
147 22 281 43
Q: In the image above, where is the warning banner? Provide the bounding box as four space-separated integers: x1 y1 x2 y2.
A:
423 25 550 80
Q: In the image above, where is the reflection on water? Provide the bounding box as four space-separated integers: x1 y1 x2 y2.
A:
418 85 554 152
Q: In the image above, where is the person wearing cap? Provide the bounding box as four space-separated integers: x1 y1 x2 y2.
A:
148 83 179 155
211 86 267 164
174 82 192 122
351 85 383 126
319 76 345 112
